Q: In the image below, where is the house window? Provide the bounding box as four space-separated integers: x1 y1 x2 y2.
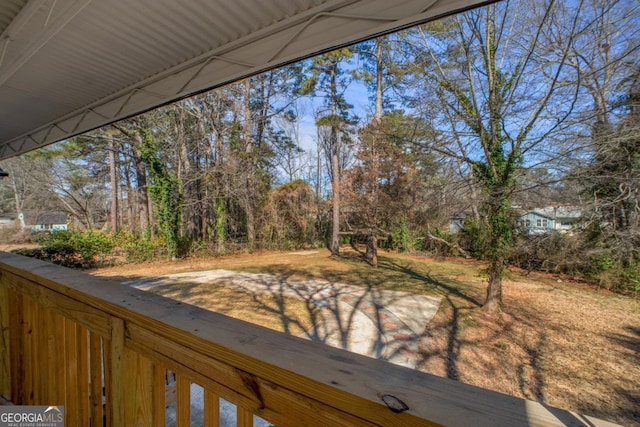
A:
536 219 548 227
525 219 531 227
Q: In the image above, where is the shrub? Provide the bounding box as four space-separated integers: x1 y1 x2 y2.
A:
457 217 490 259
114 232 166 263
384 217 415 253
13 230 116 268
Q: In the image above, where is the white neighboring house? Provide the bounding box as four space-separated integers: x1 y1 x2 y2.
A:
20 212 68 232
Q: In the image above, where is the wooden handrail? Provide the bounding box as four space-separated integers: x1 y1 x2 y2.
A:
0 252 620 426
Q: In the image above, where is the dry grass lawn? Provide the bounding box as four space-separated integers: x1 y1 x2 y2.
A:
88 247 640 426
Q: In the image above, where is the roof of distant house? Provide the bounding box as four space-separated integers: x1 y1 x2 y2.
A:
525 206 581 220
21 211 67 225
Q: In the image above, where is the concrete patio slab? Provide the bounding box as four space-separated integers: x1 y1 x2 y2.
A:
126 269 441 368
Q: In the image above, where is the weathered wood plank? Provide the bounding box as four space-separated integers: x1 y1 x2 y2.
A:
204 390 220 427
0 253 621 427
0 282 10 399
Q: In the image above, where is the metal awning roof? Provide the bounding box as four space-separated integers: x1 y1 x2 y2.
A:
0 0 492 160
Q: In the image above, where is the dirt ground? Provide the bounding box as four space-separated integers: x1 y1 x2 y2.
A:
419 273 640 426
46 247 640 426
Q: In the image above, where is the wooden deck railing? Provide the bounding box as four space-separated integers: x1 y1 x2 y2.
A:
0 252 619 426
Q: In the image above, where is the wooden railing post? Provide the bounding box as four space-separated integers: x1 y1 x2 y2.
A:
106 316 156 427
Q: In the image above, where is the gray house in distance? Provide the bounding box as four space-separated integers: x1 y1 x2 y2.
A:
449 211 472 234
517 206 581 234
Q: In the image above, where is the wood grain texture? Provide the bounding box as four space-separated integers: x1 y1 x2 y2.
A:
1 270 110 337
23 296 33 404
0 282 9 399
78 325 90 426
32 301 44 404
0 252 622 427
204 390 220 427
64 319 81 426
123 347 154 427
89 331 104 427
176 375 191 427
126 323 371 426
237 406 253 427
7 288 23 404
54 313 66 406
153 364 166 426
106 317 125 427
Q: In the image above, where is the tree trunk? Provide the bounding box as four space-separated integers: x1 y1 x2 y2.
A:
330 136 340 256
330 64 341 257
365 38 384 268
132 134 150 238
243 78 256 251
7 163 25 230
176 103 199 240
482 193 510 312
108 135 119 233
366 231 378 268
215 196 226 253
484 259 503 312
124 174 134 232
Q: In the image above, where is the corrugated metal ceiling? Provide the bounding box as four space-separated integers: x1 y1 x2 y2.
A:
0 0 494 160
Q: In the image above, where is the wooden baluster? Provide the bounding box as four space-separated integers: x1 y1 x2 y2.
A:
64 318 79 426
237 406 253 427
89 332 103 427
23 296 34 404
54 313 66 406
105 317 124 427
153 364 166 426
203 389 220 427
176 375 191 426
8 289 23 404
122 347 155 427
32 298 43 404
78 325 90 426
